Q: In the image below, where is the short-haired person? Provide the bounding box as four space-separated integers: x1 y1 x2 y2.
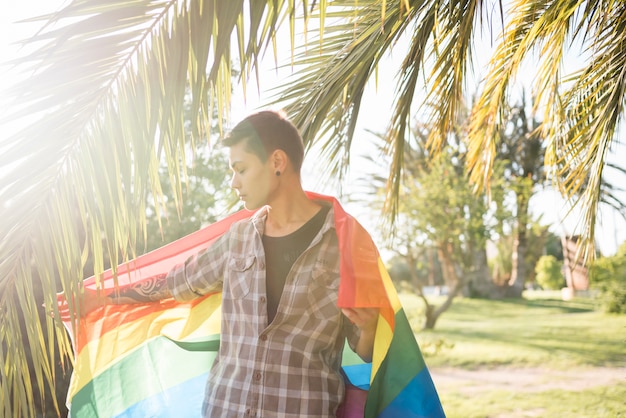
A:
87 110 378 417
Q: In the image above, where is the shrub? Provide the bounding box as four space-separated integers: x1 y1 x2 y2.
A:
535 255 564 290
600 280 626 313
589 245 626 314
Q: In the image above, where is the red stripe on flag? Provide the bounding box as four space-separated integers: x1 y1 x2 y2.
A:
306 193 393 327
73 295 214 354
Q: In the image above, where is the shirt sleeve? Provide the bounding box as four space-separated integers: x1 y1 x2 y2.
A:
166 230 231 301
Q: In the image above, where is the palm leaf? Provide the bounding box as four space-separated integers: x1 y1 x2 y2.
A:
277 0 436 213
274 0 489 222
551 0 626 257
468 0 626 258
467 0 554 190
0 0 319 415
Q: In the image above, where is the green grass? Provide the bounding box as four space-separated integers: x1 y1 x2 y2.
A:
399 292 626 369
439 384 626 418
397 291 626 417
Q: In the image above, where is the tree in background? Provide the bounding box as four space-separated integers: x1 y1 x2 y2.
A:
490 221 563 289
143 145 232 253
378 96 585 310
374 121 504 328
405 148 495 328
524 224 563 286
494 97 544 297
387 250 444 291
481 95 618 296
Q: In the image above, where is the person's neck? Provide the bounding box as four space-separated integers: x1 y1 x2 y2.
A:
264 188 321 237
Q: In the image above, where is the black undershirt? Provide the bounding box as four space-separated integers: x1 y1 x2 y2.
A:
262 205 330 323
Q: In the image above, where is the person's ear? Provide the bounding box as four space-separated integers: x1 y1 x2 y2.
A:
271 150 288 175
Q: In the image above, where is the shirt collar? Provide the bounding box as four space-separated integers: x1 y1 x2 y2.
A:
250 201 336 237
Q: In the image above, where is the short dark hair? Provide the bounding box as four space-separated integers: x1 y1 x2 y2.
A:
222 110 304 173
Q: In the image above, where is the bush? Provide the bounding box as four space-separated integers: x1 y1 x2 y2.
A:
600 280 626 313
589 245 626 314
535 255 564 290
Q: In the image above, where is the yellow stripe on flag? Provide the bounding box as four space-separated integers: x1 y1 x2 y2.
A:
378 258 402 314
370 258 405 381
68 294 222 398
371 310 393 381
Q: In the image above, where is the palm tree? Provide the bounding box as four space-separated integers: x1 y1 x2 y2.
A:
489 93 625 296
1 1 318 415
2 0 625 415
496 96 545 296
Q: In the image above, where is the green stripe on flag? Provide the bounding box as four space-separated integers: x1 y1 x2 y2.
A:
365 309 426 418
342 340 366 366
71 335 219 418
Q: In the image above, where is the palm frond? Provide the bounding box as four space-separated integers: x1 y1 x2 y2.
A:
0 0 316 415
276 0 491 221
277 0 435 214
384 9 435 217
553 1 626 258
467 0 555 190
424 0 481 152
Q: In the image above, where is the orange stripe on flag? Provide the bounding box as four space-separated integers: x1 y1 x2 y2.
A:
74 295 215 354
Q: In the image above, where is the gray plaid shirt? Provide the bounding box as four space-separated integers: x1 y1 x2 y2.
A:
167 205 360 417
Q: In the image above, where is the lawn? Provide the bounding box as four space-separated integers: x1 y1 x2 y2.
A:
398 291 626 417
439 385 626 418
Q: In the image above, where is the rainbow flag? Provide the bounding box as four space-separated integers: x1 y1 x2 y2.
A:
62 193 445 417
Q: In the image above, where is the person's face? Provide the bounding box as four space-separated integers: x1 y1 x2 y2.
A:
228 140 273 210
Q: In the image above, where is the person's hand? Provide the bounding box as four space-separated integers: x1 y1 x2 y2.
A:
341 307 379 334
342 307 379 362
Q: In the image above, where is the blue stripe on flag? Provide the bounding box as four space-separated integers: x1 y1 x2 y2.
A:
114 372 208 417
342 363 372 390
377 368 445 418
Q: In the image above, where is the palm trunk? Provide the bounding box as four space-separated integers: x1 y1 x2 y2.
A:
508 191 530 297
468 247 499 298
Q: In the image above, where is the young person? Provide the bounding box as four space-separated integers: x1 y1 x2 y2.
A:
89 110 378 417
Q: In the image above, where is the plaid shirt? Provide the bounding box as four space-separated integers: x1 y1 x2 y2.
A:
167 205 360 418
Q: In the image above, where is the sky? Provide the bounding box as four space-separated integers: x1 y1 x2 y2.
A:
0 0 70 135
0 1 63 77
2 0 625 255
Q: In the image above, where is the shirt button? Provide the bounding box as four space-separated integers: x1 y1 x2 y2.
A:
260 334 267 341
260 296 266 303
259 261 265 269
254 372 262 381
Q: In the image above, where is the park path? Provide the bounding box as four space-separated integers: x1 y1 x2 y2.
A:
430 366 626 394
